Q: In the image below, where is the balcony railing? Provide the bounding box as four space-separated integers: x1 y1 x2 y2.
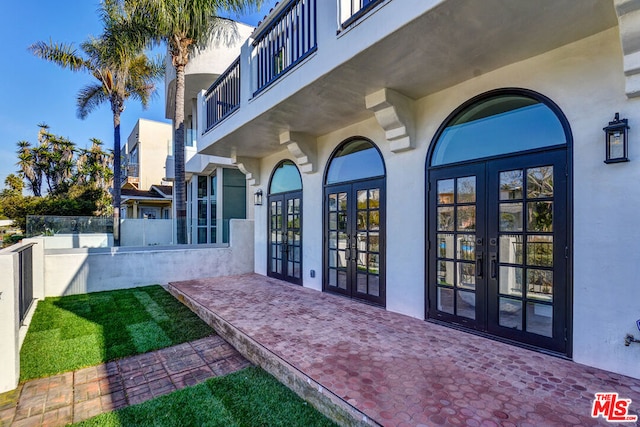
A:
121 163 140 186
253 0 317 95
205 58 241 131
13 243 35 324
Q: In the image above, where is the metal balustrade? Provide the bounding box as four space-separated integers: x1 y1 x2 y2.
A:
205 58 241 131
14 243 35 324
253 0 317 95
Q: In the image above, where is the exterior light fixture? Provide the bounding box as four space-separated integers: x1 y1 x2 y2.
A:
603 113 630 164
254 189 263 206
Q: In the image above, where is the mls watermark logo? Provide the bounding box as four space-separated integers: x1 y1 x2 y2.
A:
591 392 638 423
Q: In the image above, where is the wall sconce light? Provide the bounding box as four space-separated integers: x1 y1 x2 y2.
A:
603 113 630 164
254 189 263 206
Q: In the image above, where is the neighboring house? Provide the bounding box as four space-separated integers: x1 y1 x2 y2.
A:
121 119 173 218
189 0 640 379
164 21 254 244
121 185 172 219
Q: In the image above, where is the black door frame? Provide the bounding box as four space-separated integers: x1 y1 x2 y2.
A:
428 150 568 353
322 137 387 307
323 178 386 306
267 191 303 285
267 160 303 286
425 88 574 357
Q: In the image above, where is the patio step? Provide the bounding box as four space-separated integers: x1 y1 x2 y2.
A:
168 283 377 427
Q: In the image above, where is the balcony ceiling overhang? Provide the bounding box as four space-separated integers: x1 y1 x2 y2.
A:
165 73 219 120
201 0 617 159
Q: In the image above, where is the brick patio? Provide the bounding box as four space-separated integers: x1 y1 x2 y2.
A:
169 273 640 427
0 335 251 426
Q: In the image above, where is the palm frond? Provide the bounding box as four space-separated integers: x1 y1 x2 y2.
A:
29 39 89 71
76 83 109 119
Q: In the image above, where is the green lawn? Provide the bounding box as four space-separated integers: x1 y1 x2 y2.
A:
20 285 213 381
75 367 336 427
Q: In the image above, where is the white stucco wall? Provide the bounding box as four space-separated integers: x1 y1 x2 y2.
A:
412 27 640 378
42 219 254 296
0 250 19 393
252 27 640 378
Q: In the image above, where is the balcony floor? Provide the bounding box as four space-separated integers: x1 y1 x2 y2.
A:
169 273 640 426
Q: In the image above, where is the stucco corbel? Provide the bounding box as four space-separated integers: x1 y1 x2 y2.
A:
279 131 317 173
614 0 640 98
365 88 416 152
231 154 260 186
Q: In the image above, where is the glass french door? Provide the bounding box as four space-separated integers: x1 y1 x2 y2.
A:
268 192 302 285
429 150 568 353
325 179 385 306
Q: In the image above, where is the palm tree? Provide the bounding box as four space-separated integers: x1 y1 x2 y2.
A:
124 0 262 243
16 140 42 197
30 0 163 245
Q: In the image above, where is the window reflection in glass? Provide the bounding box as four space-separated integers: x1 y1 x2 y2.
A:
270 160 302 194
431 95 567 166
438 207 454 231
457 291 476 319
457 263 476 290
499 235 523 264
456 235 475 261
368 232 380 253
326 139 384 184
369 210 380 230
527 235 553 267
438 179 454 205
438 261 454 286
369 189 380 208
527 202 553 232
499 203 523 232
438 233 455 259
499 266 523 296
527 269 553 301
457 176 476 203
457 206 476 231
369 275 380 297
499 298 522 330
438 287 454 314
527 166 553 198
500 170 523 200
527 302 553 337
357 190 368 209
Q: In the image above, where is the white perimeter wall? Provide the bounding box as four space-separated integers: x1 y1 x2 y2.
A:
42 219 254 296
253 28 640 379
0 220 253 393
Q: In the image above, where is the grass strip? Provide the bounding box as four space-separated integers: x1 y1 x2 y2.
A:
20 285 213 381
75 367 337 427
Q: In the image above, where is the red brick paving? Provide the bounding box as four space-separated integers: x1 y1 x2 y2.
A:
0 335 251 426
170 273 640 427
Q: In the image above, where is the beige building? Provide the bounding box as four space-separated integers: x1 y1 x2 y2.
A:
121 119 173 219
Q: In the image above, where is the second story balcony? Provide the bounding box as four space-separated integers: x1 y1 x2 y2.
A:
197 0 617 160
121 163 140 189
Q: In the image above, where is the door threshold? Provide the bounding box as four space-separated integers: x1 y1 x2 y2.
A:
425 318 571 360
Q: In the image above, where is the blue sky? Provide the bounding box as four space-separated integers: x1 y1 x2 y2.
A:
0 0 278 189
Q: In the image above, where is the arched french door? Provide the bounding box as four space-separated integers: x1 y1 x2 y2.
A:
324 138 386 307
427 89 572 355
268 160 303 285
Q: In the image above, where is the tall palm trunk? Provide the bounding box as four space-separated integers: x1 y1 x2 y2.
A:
174 63 187 244
112 103 122 246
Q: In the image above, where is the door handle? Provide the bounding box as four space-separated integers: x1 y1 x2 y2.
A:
490 253 497 279
476 253 483 278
